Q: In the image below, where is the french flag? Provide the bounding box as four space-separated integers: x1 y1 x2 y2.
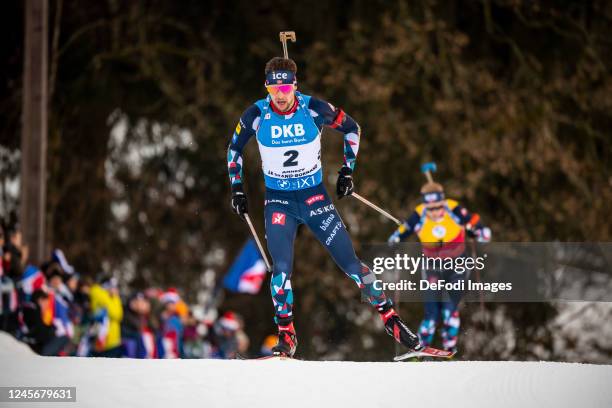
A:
223 239 267 294
20 265 46 295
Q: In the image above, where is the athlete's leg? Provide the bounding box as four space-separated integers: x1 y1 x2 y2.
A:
441 305 460 352
300 188 388 308
418 270 443 346
419 303 441 347
264 199 300 324
300 186 420 349
440 269 465 352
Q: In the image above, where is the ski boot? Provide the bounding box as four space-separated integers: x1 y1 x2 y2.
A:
271 319 298 358
378 304 422 351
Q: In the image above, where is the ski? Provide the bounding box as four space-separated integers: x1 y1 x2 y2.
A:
256 354 294 361
237 352 298 361
393 346 455 361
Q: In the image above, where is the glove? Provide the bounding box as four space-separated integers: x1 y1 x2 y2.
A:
231 185 248 219
336 166 354 199
387 233 400 245
476 227 492 243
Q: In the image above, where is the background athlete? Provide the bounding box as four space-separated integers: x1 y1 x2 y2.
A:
388 180 491 353
227 56 421 357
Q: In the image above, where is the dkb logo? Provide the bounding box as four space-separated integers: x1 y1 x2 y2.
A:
271 124 305 138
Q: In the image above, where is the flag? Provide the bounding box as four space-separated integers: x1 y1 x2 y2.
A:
223 239 267 294
52 248 75 275
20 265 46 295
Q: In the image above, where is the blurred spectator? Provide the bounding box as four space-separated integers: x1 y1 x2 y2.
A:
73 276 92 356
63 272 81 331
45 264 69 300
158 289 183 358
20 289 69 355
182 311 207 359
0 273 18 333
0 228 18 332
122 291 158 358
0 228 4 275
260 334 278 357
2 227 27 280
0 230 253 361
207 311 245 359
74 276 92 322
89 275 123 357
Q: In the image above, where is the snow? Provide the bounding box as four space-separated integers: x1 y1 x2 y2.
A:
0 331 36 357
1 332 611 408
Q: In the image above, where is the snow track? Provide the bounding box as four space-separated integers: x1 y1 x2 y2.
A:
1 332 611 408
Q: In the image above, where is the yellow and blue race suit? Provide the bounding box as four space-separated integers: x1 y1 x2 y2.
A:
388 199 488 351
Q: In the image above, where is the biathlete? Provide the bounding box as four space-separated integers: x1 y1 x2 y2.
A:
227 56 421 357
388 180 491 352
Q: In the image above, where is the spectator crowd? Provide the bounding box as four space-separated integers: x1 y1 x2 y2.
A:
0 225 256 359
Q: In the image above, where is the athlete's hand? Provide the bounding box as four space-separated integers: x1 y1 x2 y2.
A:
475 227 492 243
336 166 354 199
231 184 248 219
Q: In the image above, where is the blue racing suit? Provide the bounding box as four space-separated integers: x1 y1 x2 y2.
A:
227 92 389 323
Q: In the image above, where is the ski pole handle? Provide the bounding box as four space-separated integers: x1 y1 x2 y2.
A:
351 192 402 226
244 213 272 272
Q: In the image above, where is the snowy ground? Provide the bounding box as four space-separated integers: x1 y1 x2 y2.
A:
1 332 611 408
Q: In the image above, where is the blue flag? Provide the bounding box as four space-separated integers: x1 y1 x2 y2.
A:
223 239 267 294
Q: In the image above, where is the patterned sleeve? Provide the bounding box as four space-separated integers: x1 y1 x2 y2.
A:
452 204 480 228
227 104 261 188
308 97 361 171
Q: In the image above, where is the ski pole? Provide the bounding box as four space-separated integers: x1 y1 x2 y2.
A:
469 238 485 317
351 192 402 226
244 213 272 272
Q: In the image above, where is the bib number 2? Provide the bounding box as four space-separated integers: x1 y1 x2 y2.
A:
283 150 299 167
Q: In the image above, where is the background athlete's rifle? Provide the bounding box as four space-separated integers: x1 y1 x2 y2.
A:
421 162 437 183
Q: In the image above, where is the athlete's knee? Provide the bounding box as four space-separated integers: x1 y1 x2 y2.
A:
443 309 460 329
418 319 436 345
419 318 436 332
345 262 376 288
271 260 291 275
423 302 441 320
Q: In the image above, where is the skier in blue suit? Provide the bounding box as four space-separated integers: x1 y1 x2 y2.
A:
227 57 421 357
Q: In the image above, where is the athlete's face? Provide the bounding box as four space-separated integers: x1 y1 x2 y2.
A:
426 203 445 221
267 84 296 111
